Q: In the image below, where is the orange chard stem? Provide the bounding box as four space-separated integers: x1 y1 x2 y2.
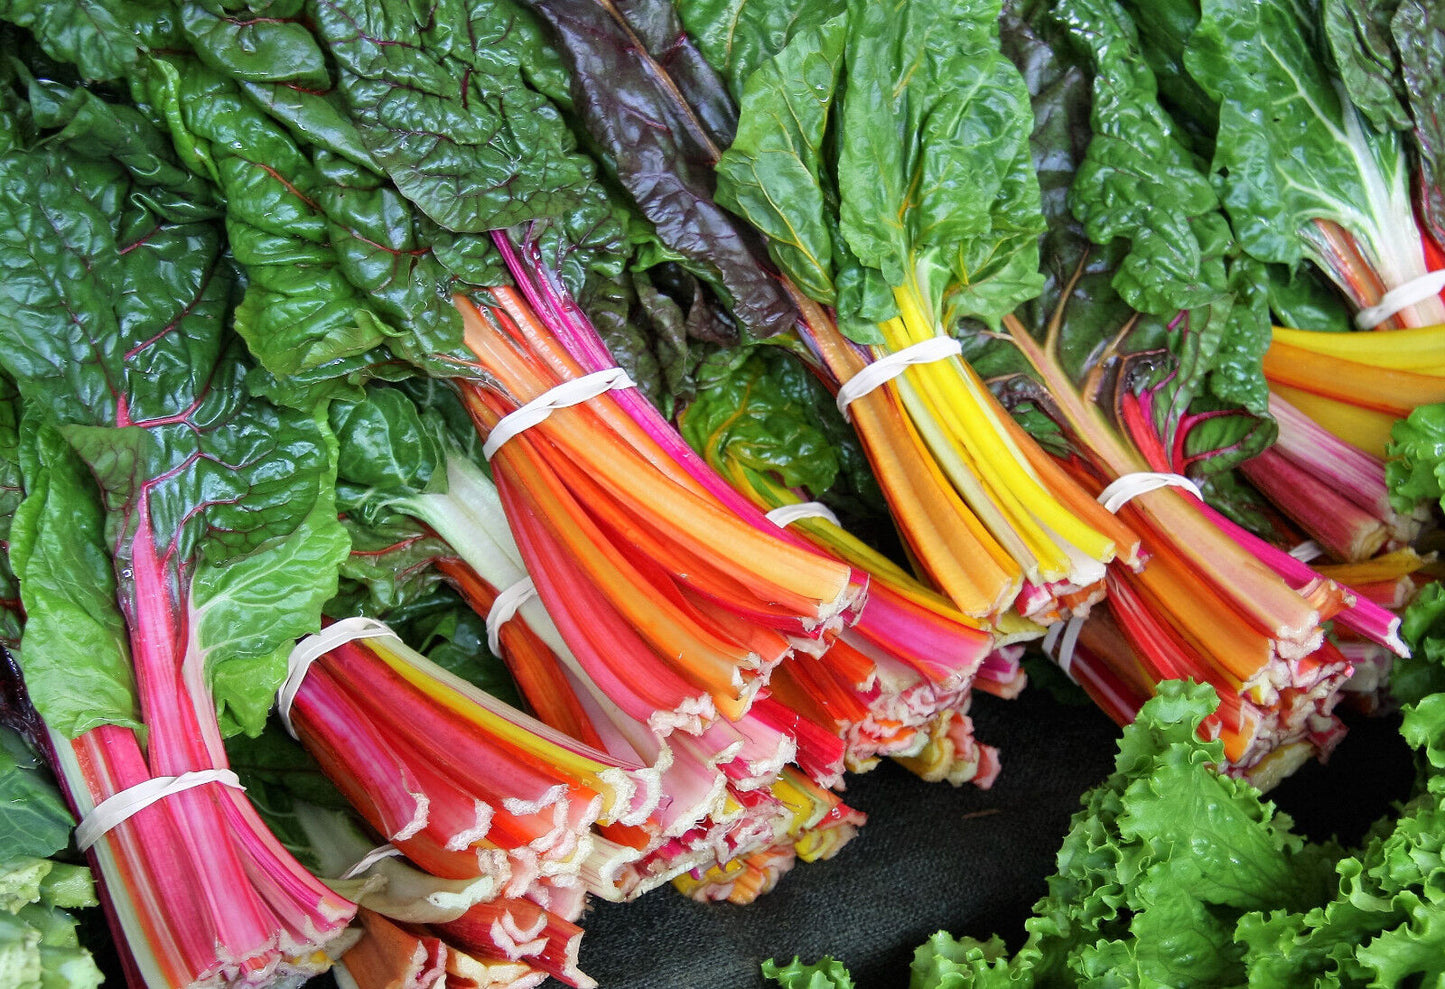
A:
800 302 1020 617
1262 341 1445 417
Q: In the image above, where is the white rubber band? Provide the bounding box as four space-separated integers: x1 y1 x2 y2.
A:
1096 472 1202 513
277 617 399 739
339 843 404 880
1042 614 1086 681
75 769 244 851
1354 270 1445 329
486 576 538 657
1288 540 1324 564
483 368 635 460
834 337 962 420
764 502 840 528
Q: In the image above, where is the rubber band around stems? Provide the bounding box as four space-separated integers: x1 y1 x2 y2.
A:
1288 540 1324 564
1354 270 1445 329
834 336 963 421
1096 472 1203 514
486 576 537 656
1042 614 1087 681
277 616 400 739
482 368 636 460
75 769 245 852
764 502 840 528
339 843 404 881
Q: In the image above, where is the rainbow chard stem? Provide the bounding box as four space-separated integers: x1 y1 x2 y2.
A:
668 337 1015 788
287 630 678 988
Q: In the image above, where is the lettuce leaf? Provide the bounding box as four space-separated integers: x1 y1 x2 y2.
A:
766 682 1340 987
0 727 73 862
762 956 855 989
1386 403 1445 511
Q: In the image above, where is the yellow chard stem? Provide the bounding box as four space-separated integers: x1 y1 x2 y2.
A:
887 283 1117 575
1271 323 1445 370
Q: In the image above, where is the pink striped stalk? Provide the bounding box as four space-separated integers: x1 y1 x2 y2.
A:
437 898 593 989
1272 395 1404 520
1241 447 1389 562
1195 502 1408 656
287 632 698 917
45 510 356 988
1245 393 1426 553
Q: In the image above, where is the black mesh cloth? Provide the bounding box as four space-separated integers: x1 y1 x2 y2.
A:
558 688 1412 989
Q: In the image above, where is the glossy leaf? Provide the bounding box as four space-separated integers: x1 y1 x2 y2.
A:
515 0 800 338
676 0 846 97
0 77 347 736
714 14 844 306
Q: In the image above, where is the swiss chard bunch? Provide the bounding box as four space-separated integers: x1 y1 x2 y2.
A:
953 0 1402 776
0 65 354 985
1117 0 1444 330
688 0 1132 625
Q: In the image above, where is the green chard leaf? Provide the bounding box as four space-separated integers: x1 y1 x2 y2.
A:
840 0 1046 330
140 53 484 382
986 2 1272 479
581 265 728 419
177 0 384 170
180 0 330 88
0 377 24 652
7 424 137 736
1053 0 1273 429
314 0 578 228
513 0 799 339
680 347 841 493
714 0 1046 342
0 77 348 737
676 0 847 98
1265 260 1356 333
681 346 884 522
1322 0 1410 133
1113 0 1214 143
1392 1 1445 245
329 515 454 619
313 0 623 273
713 13 845 307
330 386 450 524
1057 0 1231 317
1184 0 1419 290
0 0 178 82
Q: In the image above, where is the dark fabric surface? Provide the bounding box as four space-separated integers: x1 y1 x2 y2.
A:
559 687 1414 989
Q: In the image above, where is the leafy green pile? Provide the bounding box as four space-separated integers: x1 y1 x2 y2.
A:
0 0 1441 982
765 678 1445 988
0 726 101 989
